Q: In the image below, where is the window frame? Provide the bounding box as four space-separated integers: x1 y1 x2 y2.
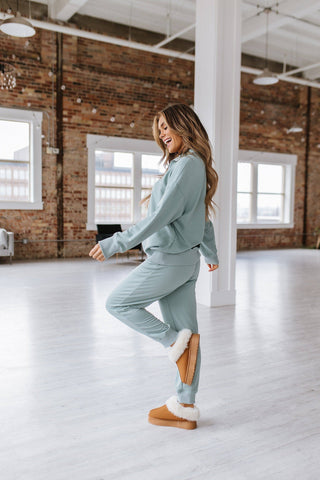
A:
237 150 297 229
0 107 43 210
86 134 162 230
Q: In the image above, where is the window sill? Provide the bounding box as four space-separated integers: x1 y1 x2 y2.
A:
86 222 134 231
237 222 294 229
86 223 97 231
0 201 43 210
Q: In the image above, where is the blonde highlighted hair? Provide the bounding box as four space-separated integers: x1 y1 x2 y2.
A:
152 103 218 219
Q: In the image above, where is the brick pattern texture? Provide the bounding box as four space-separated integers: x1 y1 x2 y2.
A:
0 30 319 259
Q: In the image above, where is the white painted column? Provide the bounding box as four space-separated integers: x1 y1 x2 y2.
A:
195 0 241 307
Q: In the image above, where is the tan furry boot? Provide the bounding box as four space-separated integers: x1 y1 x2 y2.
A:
168 329 200 385
148 396 200 430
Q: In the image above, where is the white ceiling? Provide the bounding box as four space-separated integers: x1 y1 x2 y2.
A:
35 0 320 81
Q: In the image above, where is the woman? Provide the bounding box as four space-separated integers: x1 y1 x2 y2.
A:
89 104 219 430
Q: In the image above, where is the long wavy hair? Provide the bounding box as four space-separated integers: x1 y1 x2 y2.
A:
152 103 218 219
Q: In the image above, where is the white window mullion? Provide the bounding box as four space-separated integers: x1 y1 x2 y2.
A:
133 153 142 223
251 163 258 223
29 121 34 202
281 165 286 223
86 144 96 230
284 163 295 225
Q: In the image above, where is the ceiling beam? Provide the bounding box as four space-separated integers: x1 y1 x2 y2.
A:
0 13 195 61
279 62 320 82
242 0 320 43
48 0 89 22
303 69 320 81
282 62 320 77
155 23 195 48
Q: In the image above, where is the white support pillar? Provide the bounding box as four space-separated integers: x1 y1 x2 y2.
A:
195 0 241 307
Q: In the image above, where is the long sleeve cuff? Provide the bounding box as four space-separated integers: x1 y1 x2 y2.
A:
98 235 120 260
203 253 219 265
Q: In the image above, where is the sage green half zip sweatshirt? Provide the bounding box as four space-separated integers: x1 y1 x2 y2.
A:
99 150 219 266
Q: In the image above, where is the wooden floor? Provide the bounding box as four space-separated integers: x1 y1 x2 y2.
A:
1 249 320 480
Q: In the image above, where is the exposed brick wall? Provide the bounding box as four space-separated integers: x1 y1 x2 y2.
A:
62 36 194 257
238 73 304 250
238 74 320 250
0 30 194 259
0 30 319 260
0 30 58 259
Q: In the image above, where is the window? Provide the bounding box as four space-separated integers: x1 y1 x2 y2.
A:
87 135 164 229
95 150 133 223
237 150 297 228
141 154 165 218
0 107 43 210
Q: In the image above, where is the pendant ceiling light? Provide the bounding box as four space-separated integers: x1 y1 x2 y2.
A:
0 2 36 38
253 67 279 85
253 6 279 86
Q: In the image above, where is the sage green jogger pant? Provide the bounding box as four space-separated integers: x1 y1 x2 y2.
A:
106 255 201 404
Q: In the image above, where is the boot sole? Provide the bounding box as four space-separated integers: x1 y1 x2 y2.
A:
148 415 197 430
185 333 200 385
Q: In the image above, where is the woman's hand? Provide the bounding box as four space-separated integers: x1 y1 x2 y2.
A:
207 264 218 272
89 244 106 262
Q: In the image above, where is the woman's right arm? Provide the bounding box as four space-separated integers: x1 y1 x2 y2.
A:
93 161 194 261
90 156 201 262
199 220 219 266
96 187 186 260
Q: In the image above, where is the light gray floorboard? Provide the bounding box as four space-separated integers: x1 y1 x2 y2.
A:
0 249 320 480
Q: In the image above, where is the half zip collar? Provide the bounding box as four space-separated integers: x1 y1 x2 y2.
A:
171 148 194 163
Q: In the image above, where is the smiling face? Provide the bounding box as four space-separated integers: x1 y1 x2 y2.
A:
158 114 184 154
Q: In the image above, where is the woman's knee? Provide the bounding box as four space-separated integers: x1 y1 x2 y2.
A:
105 293 118 315
105 291 128 316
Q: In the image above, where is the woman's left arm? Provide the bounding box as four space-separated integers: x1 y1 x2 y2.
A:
200 220 219 267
